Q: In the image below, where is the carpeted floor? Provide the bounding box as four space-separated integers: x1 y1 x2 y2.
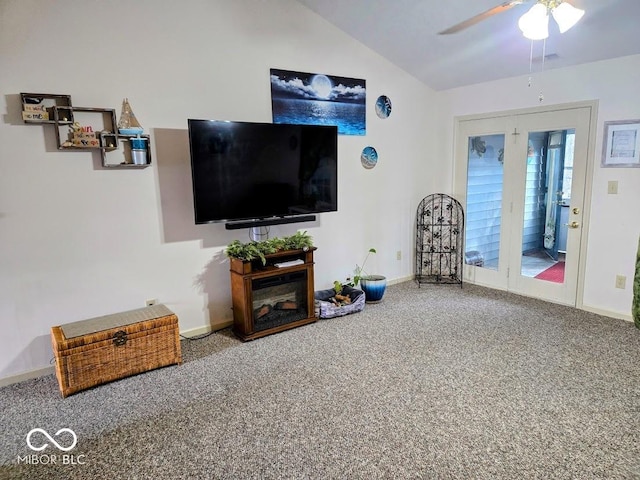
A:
1 282 640 479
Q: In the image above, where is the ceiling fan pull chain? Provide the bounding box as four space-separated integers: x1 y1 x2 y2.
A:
528 39 534 87
539 38 547 102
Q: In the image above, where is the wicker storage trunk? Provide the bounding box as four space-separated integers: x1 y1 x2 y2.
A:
51 304 181 397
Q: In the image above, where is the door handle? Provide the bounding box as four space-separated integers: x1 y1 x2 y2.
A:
565 221 580 229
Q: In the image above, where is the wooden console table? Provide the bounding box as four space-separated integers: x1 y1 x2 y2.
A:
230 248 317 341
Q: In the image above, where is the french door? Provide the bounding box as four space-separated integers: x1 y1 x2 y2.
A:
453 103 595 306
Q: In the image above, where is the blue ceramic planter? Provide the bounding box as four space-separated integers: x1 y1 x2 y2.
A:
360 275 387 303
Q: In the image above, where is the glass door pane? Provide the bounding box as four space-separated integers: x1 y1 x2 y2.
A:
465 134 506 271
520 129 575 284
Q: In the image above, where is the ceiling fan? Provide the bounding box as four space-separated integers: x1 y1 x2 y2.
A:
438 0 531 35
438 0 585 39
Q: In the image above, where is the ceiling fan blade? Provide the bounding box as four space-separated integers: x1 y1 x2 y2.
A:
438 0 528 35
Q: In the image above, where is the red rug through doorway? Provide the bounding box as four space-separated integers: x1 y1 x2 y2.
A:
534 261 565 283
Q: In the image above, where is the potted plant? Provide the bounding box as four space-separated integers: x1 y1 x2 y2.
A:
353 248 387 303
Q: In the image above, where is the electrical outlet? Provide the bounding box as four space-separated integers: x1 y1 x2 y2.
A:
146 299 157 306
615 275 626 289
396 250 402 261
607 180 618 194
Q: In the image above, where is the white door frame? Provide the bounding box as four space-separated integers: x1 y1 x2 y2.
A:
452 100 598 309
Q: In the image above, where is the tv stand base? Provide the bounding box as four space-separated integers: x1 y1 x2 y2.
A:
230 248 317 340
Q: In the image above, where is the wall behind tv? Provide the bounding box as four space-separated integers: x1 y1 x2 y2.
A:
0 0 438 381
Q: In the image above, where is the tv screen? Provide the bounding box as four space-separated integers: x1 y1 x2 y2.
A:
188 119 338 226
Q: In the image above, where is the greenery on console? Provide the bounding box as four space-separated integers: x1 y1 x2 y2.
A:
225 231 313 265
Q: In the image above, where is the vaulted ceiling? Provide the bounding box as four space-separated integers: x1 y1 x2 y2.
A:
296 0 640 91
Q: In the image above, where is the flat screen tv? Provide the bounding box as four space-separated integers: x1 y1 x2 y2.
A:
188 119 338 229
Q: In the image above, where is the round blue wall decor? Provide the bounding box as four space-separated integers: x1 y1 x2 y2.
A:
361 146 378 169
375 95 392 119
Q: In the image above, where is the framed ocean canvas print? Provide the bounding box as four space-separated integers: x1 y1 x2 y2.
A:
270 68 366 136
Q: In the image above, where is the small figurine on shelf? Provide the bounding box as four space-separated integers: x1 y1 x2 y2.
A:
100 130 116 149
117 98 143 135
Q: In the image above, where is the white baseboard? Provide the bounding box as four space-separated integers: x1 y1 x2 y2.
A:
388 275 413 286
580 305 633 323
455 278 631 322
179 321 233 339
0 365 55 388
0 322 234 388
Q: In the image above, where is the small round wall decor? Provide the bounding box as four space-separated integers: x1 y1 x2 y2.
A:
375 95 392 119
361 146 378 169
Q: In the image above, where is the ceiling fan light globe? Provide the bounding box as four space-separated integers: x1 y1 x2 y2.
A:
518 3 549 40
551 2 585 33
521 26 549 40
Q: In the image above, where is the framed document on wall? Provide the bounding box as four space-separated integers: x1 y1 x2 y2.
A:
602 119 640 167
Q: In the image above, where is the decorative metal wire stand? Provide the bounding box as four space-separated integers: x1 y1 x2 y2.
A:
415 194 464 287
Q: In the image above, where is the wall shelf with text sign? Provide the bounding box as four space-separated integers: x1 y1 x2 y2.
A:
20 92 151 169
20 93 72 124
53 106 117 151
